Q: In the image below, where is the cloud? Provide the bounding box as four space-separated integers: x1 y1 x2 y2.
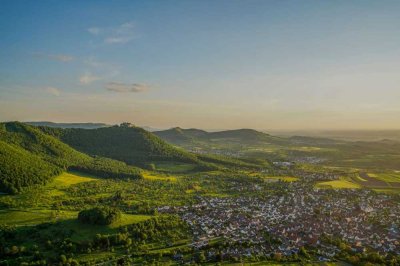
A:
32 52 73 62
87 27 101 35
104 37 132 44
87 21 135 44
84 57 105 68
44 86 61 96
81 58 120 86
106 82 149 93
79 73 101 85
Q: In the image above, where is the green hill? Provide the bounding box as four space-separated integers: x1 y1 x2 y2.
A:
0 122 90 167
0 122 142 193
0 122 264 193
40 123 201 167
153 127 207 144
0 141 61 193
40 123 255 170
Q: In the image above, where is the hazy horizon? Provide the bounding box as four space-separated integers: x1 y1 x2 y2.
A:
5 120 400 133
1 1 400 130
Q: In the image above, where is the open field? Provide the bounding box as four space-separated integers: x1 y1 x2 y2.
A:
0 209 78 226
64 214 152 242
0 208 150 229
315 180 361 189
373 188 400 194
220 263 347 266
263 176 299 182
142 171 178 182
39 171 100 197
353 173 367 182
112 213 152 227
352 172 391 188
367 172 400 183
52 171 98 186
154 161 196 172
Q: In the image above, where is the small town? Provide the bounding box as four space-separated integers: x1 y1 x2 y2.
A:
160 177 400 261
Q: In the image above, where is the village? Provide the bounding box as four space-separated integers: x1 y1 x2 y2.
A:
159 176 400 261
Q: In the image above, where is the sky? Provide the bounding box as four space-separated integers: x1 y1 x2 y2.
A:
1 0 400 130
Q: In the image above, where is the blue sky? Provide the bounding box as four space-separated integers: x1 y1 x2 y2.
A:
1 0 400 130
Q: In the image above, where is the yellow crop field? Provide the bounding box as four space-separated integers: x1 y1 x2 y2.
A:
142 172 177 182
53 172 98 186
316 180 361 189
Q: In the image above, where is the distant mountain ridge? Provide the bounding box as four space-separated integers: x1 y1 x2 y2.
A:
26 121 110 129
207 128 270 140
154 127 285 145
154 127 208 143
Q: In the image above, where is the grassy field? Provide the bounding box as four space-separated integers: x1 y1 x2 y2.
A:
53 171 98 186
185 184 202 193
373 188 400 194
75 251 117 264
315 180 361 189
217 262 347 266
42 171 99 197
353 173 367 182
0 208 150 228
142 171 178 182
263 176 299 182
65 213 152 242
0 209 78 226
367 172 400 183
154 161 196 172
112 213 152 227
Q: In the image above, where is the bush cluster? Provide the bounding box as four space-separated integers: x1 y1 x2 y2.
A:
78 207 121 225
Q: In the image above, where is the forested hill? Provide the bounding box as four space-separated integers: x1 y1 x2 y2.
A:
0 122 90 167
153 127 208 144
0 122 263 193
207 129 272 141
154 127 286 145
0 140 61 194
39 123 201 167
0 122 142 193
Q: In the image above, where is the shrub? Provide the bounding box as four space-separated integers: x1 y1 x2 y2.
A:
78 207 121 225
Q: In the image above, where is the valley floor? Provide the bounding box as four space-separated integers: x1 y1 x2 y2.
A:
1 165 399 265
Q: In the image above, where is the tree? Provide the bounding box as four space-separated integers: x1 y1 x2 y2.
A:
60 254 67 264
78 207 121 225
273 252 282 261
197 251 206 263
